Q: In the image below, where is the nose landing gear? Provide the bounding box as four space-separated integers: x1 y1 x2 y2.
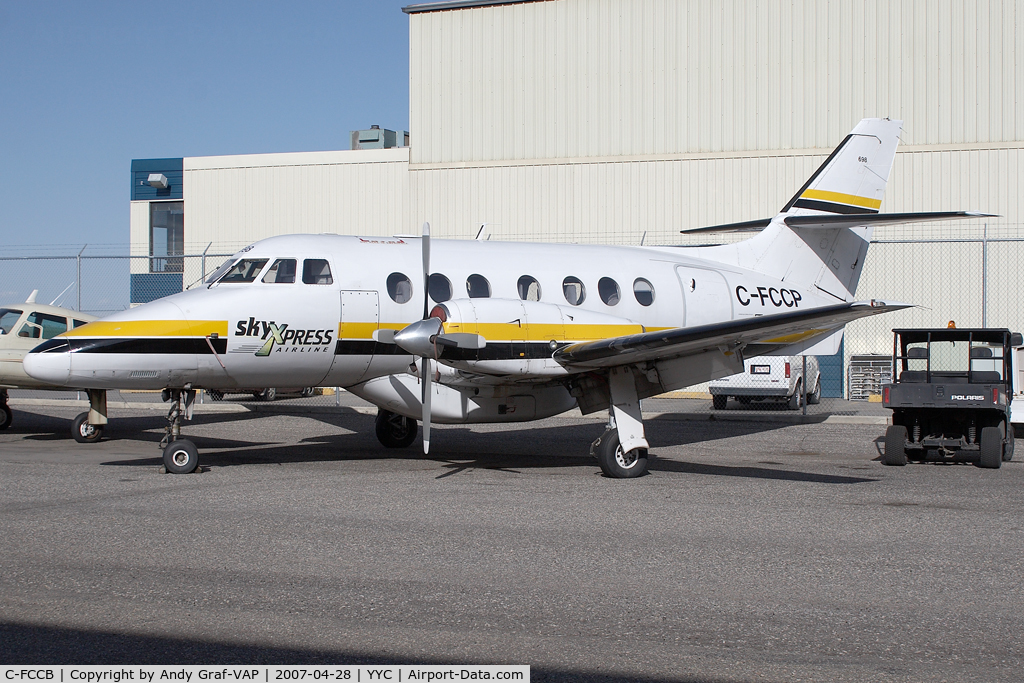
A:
160 387 200 474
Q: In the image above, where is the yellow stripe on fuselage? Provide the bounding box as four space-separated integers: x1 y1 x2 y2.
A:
62 320 229 338
339 321 651 343
801 189 882 210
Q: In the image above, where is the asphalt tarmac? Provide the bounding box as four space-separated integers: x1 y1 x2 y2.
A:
0 403 1021 682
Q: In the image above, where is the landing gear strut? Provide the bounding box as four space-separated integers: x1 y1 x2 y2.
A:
160 387 199 474
0 389 11 431
591 366 650 478
72 389 107 443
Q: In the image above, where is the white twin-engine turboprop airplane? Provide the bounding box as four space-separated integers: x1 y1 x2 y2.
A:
24 118 990 477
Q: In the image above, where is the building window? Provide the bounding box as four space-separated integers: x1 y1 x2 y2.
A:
150 201 184 273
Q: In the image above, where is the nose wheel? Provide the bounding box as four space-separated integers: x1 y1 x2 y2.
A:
0 390 11 431
160 388 200 474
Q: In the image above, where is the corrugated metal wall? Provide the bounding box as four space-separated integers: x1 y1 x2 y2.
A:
410 0 1024 164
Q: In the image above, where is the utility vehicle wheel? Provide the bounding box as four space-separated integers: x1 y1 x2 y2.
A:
72 412 103 444
593 428 648 478
163 439 199 474
375 410 418 448
207 390 224 401
258 388 277 402
807 378 822 405
1004 423 1015 462
979 426 1002 469
0 403 11 431
882 425 908 466
712 395 727 410
788 381 803 411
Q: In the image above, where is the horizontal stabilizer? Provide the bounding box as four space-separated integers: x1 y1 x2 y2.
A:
681 211 996 234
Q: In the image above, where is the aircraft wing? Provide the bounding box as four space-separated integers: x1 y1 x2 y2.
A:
553 300 910 369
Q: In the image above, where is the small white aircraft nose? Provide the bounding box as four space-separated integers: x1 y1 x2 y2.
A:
23 338 72 386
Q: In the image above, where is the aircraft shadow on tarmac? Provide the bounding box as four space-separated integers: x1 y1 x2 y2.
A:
0 621 713 683
11 407 875 483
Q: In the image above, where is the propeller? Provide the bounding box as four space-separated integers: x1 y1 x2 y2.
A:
386 222 485 454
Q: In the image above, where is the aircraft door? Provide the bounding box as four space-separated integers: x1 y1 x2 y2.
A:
328 290 379 385
675 266 733 328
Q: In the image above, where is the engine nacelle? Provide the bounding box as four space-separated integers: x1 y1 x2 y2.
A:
432 298 644 378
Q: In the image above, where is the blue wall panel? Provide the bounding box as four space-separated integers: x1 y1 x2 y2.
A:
130 273 183 304
131 158 183 200
819 338 845 398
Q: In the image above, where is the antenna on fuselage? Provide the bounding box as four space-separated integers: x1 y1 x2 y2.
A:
49 283 75 307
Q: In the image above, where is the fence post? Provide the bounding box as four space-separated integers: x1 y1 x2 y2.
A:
982 224 988 328
76 245 87 311
802 355 807 416
201 242 212 283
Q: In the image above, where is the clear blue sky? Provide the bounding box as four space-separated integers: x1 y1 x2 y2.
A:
0 0 412 253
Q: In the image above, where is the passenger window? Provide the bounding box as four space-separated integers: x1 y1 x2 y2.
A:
518 275 541 302
20 312 68 340
387 272 413 304
599 277 620 305
262 258 297 284
466 274 491 298
428 274 452 302
0 308 23 335
302 259 333 285
562 277 585 306
633 278 655 306
219 259 269 283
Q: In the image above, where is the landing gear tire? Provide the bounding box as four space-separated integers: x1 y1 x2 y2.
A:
375 410 418 448
788 381 803 411
807 378 822 405
1004 423 1015 462
593 428 648 478
712 395 727 410
979 426 1003 469
72 412 104 444
163 439 199 474
0 403 11 431
882 425 908 466
207 390 224 401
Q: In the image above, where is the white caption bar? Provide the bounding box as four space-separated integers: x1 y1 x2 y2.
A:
0 667 529 683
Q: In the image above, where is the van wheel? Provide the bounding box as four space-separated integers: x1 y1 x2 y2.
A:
72 412 104 444
788 381 803 410
258 388 277 402
979 426 1002 469
712 395 727 410
807 378 821 405
883 425 908 466
1004 423 1015 462
0 403 11 431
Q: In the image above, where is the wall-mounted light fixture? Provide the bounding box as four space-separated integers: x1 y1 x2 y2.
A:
147 173 169 189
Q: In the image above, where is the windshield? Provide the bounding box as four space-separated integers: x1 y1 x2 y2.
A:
205 258 237 284
217 259 269 284
0 308 23 335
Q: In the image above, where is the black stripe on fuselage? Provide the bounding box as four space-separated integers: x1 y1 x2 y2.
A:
791 199 878 215
67 338 228 355
334 339 560 361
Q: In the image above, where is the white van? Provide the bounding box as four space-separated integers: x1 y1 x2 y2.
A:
709 356 821 410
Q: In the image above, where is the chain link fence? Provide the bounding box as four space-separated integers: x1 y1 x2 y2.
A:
2 235 1022 415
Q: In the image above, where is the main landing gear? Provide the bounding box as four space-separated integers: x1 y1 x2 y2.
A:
72 389 107 443
160 388 199 474
591 366 651 478
375 409 418 448
0 389 11 431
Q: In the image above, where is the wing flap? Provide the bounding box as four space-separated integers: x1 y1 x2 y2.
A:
553 301 911 368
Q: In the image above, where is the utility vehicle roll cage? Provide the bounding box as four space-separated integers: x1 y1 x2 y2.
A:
890 328 1022 391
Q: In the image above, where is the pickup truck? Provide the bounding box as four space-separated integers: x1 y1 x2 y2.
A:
882 328 1021 468
709 355 821 410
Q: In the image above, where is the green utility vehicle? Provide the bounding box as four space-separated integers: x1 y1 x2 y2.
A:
882 328 1022 468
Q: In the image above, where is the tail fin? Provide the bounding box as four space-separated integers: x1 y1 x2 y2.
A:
741 118 903 302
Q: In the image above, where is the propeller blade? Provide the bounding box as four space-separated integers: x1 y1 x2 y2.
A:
421 357 432 454
421 221 431 320
434 332 487 350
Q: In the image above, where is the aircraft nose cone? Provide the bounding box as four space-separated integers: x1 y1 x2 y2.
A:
23 338 72 386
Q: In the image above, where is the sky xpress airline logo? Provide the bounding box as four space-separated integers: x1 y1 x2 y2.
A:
235 317 334 356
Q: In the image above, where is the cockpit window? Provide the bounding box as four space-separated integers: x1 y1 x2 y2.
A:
262 258 297 284
302 259 333 285
72 319 89 328
218 259 269 283
19 312 68 340
0 309 23 335
205 258 237 284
